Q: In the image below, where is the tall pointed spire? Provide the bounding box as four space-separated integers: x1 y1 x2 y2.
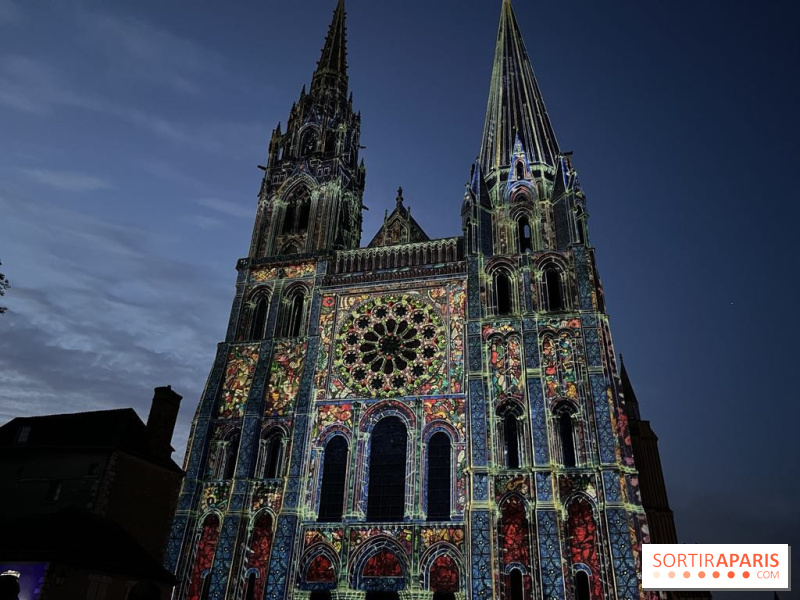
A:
479 0 559 173
313 0 348 84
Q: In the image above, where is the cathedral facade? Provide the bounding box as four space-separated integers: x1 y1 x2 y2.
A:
166 2 675 599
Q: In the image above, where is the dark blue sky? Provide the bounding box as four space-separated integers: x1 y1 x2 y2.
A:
0 1 798 595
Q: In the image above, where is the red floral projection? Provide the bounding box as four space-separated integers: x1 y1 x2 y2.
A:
187 514 220 600
363 549 403 577
568 498 604 600
306 555 336 582
430 554 459 592
500 496 530 566
245 513 273 599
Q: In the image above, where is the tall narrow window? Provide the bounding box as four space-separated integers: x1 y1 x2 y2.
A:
494 271 513 315
282 288 308 338
559 412 576 467
223 434 239 480
427 432 451 521
509 569 524 600
367 417 407 522
282 203 296 234
516 162 525 180
297 200 310 232
544 268 564 311
244 572 257 600
318 436 348 522
503 413 520 469
518 216 533 253
260 433 284 479
200 574 211 600
575 571 591 600
250 296 268 340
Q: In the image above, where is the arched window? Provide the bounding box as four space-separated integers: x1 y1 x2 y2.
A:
508 569 524 600
318 436 348 522
426 432 451 521
259 432 284 479
281 187 311 235
187 514 220 600
575 571 591 600
493 270 513 315
367 417 407 521
558 411 577 467
250 295 269 340
518 216 533 253
301 129 318 155
281 287 308 338
297 200 310 232
543 267 564 311
503 412 520 469
516 162 525 181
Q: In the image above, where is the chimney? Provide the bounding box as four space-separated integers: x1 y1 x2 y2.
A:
146 385 182 461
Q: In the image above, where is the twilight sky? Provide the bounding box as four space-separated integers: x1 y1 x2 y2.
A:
0 0 798 595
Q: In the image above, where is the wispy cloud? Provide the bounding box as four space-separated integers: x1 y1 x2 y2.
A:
196 197 254 219
20 168 113 192
0 192 232 457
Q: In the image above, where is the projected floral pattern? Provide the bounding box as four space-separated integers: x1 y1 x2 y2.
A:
499 495 530 566
245 513 274 599
218 344 259 419
266 340 306 418
489 335 523 399
334 295 445 398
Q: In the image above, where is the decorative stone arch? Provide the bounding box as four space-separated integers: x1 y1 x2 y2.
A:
208 424 241 481
506 180 538 204
550 399 581 468
497 494 535 600
419 543 464 593
299 125 321 155
420 423 457 521
349 536 410 591
240 285 272 341
298 543 340 590
354 402 416 521
278 281 312 338
485 260 519 316
257 425 290 479
186 511 222 600
315 431 351 522
535 254 571 312
495 398 527 469
240 509 275 600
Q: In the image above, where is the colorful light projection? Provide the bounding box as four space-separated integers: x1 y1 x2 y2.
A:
567 498 603 600
187 513 220 600
244 513 274 599
542 332 579 400
266 340 307 418
218 344 259 419
334 295 446 398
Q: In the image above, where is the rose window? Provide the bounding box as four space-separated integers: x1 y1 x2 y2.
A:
336 295 445 396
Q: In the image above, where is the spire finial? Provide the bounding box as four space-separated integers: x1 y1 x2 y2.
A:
478 0 559 172
314 0 348 81
396 186 404 206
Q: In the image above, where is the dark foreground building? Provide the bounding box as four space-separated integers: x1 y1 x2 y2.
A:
0 386 184 600
167 2 690 599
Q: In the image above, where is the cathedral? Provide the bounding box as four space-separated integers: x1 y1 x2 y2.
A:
166 2 683 599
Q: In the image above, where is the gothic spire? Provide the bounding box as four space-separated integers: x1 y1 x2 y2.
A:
479 0 560 173
313 0 348 87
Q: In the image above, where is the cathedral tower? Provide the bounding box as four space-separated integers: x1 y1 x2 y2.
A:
168 3 679 600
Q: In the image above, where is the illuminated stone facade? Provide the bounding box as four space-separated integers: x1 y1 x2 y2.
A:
167 2 671 599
